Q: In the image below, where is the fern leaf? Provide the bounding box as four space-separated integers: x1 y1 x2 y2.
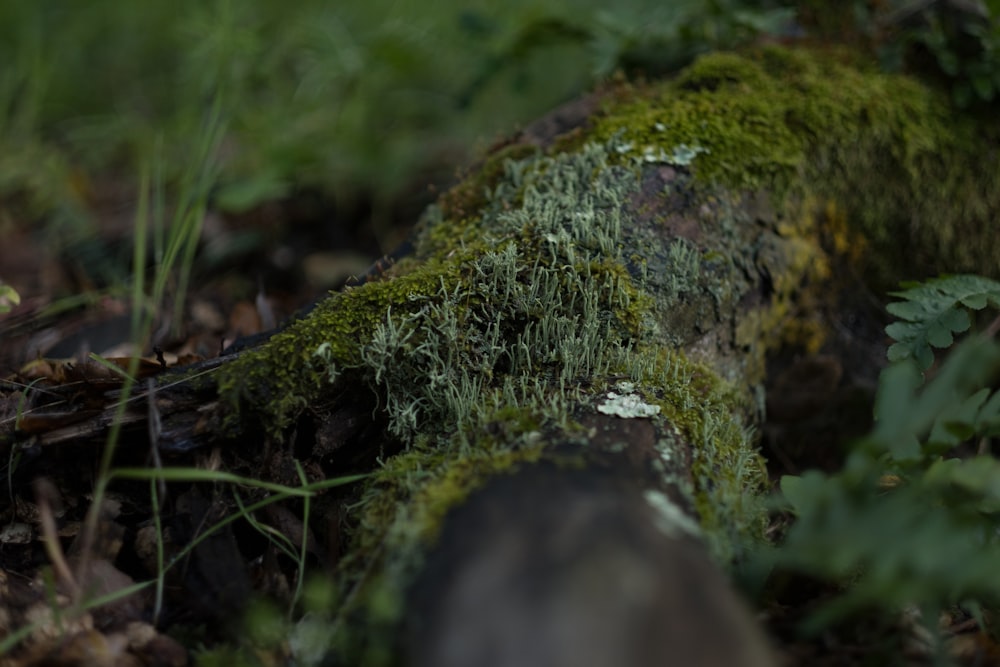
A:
884 274 1000 370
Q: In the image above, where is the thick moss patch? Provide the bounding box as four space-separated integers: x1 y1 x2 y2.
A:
589 45 1000 283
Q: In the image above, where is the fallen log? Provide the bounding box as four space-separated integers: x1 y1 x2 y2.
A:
7 44 1000 666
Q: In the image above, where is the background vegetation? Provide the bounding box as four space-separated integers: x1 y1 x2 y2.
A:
0 0 793 281
4 0 997 289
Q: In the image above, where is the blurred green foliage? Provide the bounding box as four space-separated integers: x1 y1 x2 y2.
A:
0 0 791 238
1 1 997 261
773 275 1000 633
800 0 1000 107
875 0 1000 107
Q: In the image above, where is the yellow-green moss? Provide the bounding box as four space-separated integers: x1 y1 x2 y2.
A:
436 141 541 223
215 256 469 436
356 432 545 559
587 45 1000 284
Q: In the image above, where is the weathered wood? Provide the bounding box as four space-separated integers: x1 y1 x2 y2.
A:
405 429 774 667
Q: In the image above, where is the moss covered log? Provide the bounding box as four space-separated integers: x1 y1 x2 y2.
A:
207 45 1000 664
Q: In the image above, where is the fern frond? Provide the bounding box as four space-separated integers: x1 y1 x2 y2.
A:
885 274 1000 370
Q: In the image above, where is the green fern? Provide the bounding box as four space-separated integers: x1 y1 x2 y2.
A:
885 274 1000 370
769 273 1000 631
774 336 1000 630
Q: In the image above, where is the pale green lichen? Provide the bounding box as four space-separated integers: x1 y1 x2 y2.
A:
347 144 647 448
663 239 702 304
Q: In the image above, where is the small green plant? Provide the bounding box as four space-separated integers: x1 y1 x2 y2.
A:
884 273 1000 370
877 0 1000 107
770 273 1000 632
0 282 20 313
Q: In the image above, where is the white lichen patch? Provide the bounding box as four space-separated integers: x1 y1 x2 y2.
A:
615 380 636 393
613 136 709 166
644 489 701 539
597 388 661 418
663 143 708 165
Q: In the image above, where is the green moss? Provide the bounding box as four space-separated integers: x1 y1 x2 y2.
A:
215 256 469 436
357 433 545 557
611 346 766 563
587 45 1000 283
590 47 914 194
436 141 541 224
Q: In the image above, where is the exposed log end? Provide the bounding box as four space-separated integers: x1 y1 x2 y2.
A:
407 462 775 667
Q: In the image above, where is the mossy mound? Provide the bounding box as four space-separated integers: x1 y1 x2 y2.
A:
211 45 1000 663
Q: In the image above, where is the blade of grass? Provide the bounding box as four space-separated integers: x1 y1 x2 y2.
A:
292 459 311 616
77 97 227 597
171 98 226 334
131 159 150 341
150 477 166 626
234 492 300 561
155 474 366 581
86 352 137 383
108 467 365 497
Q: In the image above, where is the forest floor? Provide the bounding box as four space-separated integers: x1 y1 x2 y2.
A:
0 183 427 665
